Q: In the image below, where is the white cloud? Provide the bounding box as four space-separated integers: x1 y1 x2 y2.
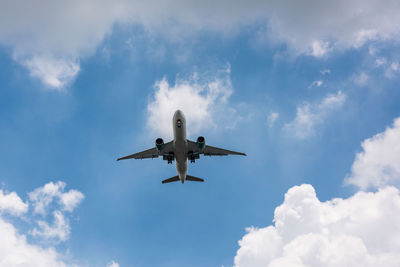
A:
21 55 80 89
0 189 28 216
320 69 331 75
0 217 69 267
0 182 119 266
147 71 233 138
284 91 346 139
1 0 400 87
31 211 70 243
235 116 400 267
353 72 369 86
309 80 323 88
267 112 279 128
59 190 85 213
107 261 120 267
384 62 400 79
29 181 66 216
345 117 400 190
375 57 387 67
29 181 84 216
234 184 400 267
28 181 84 243
309 41 330 57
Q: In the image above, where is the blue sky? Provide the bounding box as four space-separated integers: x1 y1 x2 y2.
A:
1 1 400 267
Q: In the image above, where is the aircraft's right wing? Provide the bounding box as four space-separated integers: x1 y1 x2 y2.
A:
117 141 173 161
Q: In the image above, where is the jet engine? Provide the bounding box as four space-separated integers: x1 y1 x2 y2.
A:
155 138 165 151
196 136 205 150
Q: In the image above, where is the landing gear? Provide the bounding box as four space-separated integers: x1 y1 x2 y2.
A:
163 152 175 164
188 151 200 163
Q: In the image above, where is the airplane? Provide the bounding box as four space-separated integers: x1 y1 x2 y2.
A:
117 110 246 184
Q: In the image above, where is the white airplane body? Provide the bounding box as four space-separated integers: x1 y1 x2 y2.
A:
117 110 246 184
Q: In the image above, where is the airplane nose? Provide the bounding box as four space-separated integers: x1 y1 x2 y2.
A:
175 110 183 116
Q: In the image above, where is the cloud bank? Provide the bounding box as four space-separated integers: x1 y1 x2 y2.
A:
1 0 400 88
234 117 400 267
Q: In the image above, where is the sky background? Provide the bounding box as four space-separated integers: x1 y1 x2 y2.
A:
0 1 400 267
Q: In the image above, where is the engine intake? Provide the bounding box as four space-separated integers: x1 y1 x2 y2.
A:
155 138 165 151
196 136 205 150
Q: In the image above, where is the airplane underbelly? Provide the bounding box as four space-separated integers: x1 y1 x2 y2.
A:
175 142 187 180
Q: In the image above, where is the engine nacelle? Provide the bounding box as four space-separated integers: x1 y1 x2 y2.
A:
196 136 205 150
155 138 165 151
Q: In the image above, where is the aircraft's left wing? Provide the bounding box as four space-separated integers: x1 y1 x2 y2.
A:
117 141 173 160
203 145 246 156
187 140 246 156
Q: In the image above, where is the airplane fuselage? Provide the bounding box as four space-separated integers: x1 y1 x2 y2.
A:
173 110 188 183
117 109 246 184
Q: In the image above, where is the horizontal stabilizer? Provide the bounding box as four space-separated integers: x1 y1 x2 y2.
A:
186 175 204 182
162 175 180 184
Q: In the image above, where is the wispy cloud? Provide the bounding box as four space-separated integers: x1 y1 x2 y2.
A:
320 69 331 75
353 72 369 86
20 55 80 90
267 112 279 128
284 91 346 139
309 80 323 88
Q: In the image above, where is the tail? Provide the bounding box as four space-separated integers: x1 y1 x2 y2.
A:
161 175 204 184
162 175 180 184
186 175 204 182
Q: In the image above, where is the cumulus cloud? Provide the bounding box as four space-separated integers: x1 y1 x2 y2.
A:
59 189 85 213
29 181 84 216
147 70 233 138
345 117 400 190
235 116 400 267
0 217 69 267
1 0 400 87
234 184 400 267
0 181 82 266
0 189 28 216
31 211 71 243
284 91 346 139
28 181 84 243
0 181 120 266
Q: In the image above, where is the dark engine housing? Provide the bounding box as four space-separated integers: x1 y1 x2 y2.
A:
155 138 165 151
196 136 205 150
